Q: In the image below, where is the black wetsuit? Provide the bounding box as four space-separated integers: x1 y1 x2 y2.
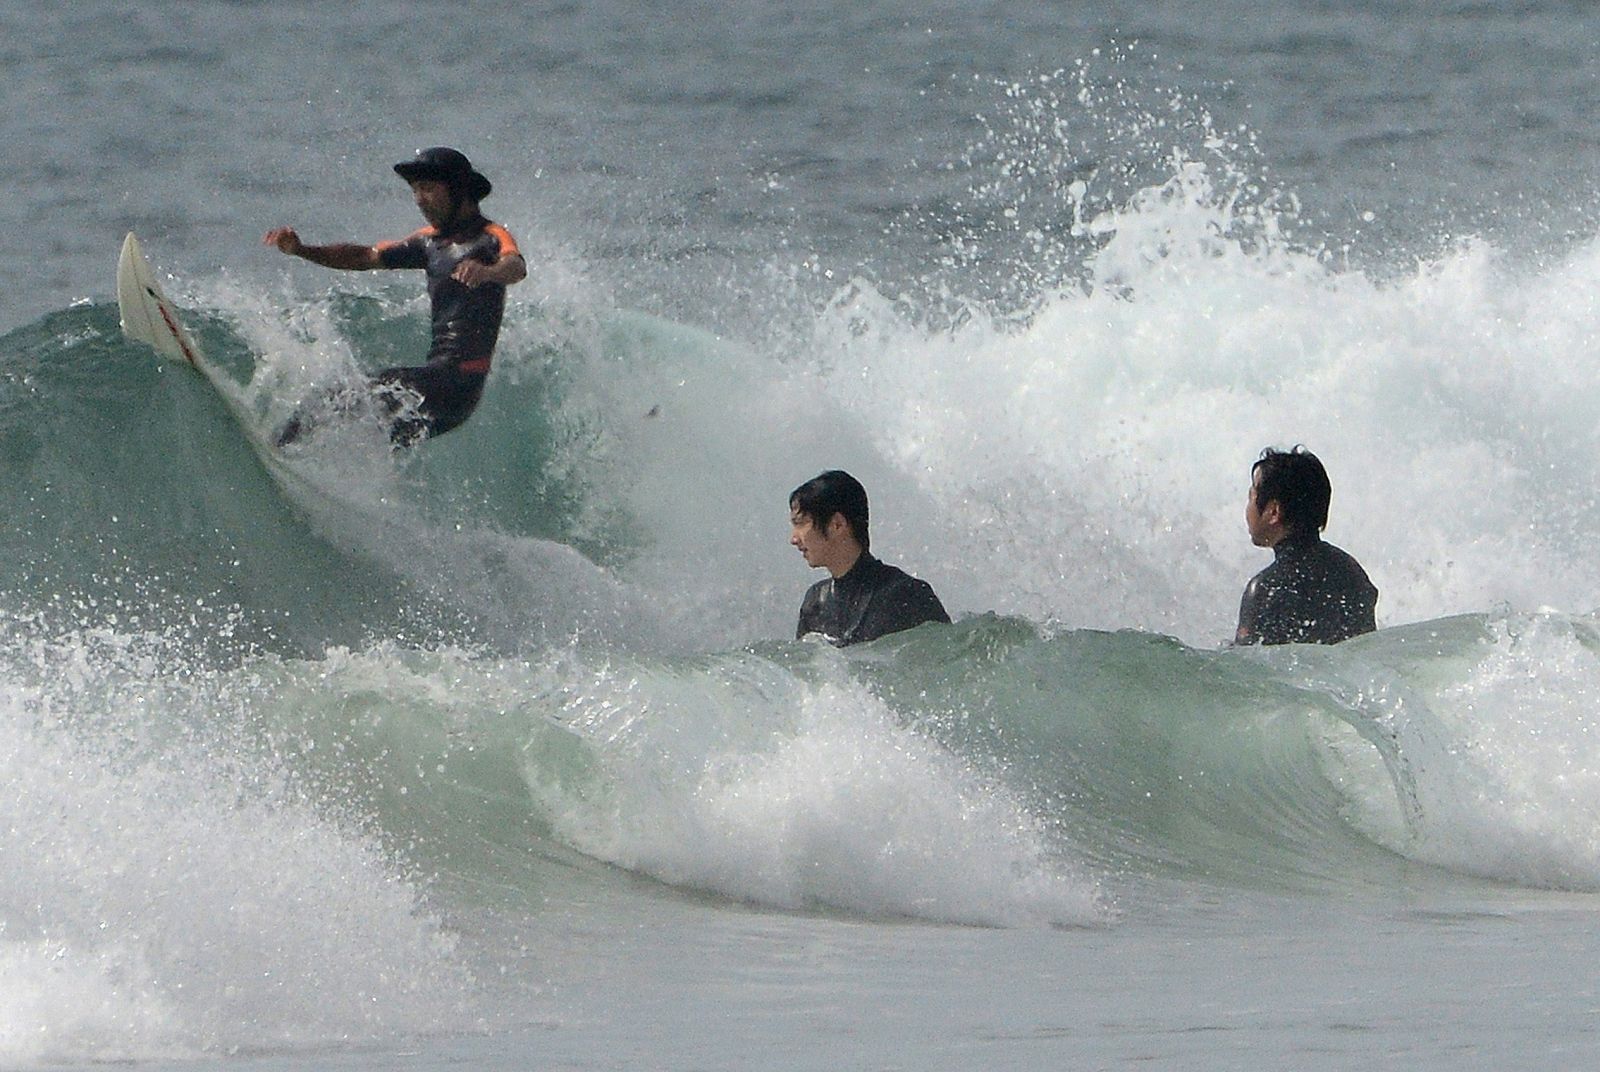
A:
796 553 951 646
276 215 520 447
1235 531 1378 646
372 215 519 443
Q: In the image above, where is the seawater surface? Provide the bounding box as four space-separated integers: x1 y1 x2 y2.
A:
4 2 1600 1069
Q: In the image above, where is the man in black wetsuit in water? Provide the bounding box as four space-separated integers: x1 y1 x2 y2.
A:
789 470 951 646
1235 446 1378 646
263 147 527 446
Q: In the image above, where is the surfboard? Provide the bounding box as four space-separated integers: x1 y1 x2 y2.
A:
114 232 307 491
111 233 392 534
117 232 205 368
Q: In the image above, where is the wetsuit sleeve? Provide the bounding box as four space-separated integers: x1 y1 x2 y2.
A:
1234 577 1264 646
796 584 822 640
861 577 950 642
905 580 952 627
1353 578 1378 637
376 229 433 270
484 222 522 260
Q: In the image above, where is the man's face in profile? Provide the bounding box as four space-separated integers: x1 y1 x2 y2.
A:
790 508 851 572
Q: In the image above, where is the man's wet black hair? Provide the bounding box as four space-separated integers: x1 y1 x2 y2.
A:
1252 446 1331 534
790 470 870 551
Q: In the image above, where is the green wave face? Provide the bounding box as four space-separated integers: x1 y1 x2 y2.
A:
9 299 1600 911
9 292 1600 1065
0 300 640 656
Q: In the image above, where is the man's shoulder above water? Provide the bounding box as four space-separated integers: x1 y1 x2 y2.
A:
1237 534 1377 646
797 553 950 646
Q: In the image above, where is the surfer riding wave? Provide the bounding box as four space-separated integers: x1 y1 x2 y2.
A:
263 147 527 446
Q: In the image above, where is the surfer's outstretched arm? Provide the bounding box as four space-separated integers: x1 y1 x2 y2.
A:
262 227 381 271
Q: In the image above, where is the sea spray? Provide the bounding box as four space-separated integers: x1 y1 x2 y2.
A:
521 642 1105 927
0 616 478 1063
1320 610 1600 891
790 189 1600 644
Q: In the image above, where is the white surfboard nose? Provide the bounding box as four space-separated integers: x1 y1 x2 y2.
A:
117 231 204 367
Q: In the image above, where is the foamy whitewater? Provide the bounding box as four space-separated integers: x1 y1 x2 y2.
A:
5 2 1600 1069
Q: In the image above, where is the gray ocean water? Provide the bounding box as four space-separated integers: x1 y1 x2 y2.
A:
5 2 1600 1069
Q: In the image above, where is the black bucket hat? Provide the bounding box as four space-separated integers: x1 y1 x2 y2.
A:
393 147 493 201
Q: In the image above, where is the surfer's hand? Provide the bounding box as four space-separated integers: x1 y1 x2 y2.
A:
263 227 304 256
452 259 491 287
453 255 525 287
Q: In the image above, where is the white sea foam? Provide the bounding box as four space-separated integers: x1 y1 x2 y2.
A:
188 146 1600 661
0 627 475 1064
815 215 1600 643
523 650 1104 927
529 157 1600 651
1326 611 1600 890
